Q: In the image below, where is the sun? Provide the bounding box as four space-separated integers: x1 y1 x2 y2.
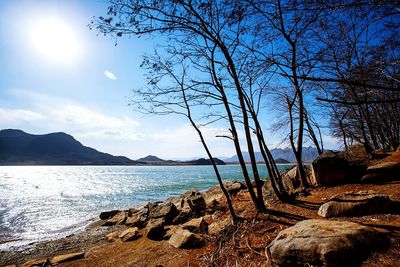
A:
29 17 81 64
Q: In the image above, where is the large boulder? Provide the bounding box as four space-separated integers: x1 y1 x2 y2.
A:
168 228 204 248
145 218 166 241
187 191 207 214
342 144 370 162
182 217 208 234
149 202 179 224
267 219 388 267
125 206 149 228
172 207 192 225
361 162 400 183
311 151 351 186
318 191 399 218
99 210 120 220
119 227 142 242
103 211 127 226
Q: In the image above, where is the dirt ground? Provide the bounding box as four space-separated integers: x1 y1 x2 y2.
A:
2 152 400 267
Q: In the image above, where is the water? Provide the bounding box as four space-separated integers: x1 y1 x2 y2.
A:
0 164 292 249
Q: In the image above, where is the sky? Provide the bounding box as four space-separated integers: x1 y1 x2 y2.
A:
0 0 338 160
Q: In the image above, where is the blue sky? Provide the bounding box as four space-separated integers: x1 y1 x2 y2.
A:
0 0 337 159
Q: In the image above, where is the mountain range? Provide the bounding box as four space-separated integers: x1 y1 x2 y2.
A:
224 147 319 163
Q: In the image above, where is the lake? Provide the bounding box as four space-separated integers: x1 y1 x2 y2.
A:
0 164 292 249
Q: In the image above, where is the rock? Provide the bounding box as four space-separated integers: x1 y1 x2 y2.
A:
172 207 192 225
187 191 206 214
106 231 120 242
50 252 85 264
103 211 127 226
146 218 166 240
168 228 204 248
311 150 351 186
343 144 370 162
267 219 388 267
119 227 142 242
225 182 242 195
149 202 179 224
21 258 49 267
128 208 138 216
182 217 208 233
208 218 231 236
125 207 149 228
99 210 120 220
318 191 399 218
361 162 400 183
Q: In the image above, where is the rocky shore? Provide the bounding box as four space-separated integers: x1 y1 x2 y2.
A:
1 147 400 267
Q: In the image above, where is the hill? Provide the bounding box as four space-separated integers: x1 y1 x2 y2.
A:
225 147 319 163
137 155 166 162
186 158 226 165
0 129 140 165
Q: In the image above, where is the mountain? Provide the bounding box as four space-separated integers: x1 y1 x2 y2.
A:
225 147 319 163
137 155 166 162
0 129 140 165
186 158 226 165
275 158 291 164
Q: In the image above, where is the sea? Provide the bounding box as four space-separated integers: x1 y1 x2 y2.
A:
0 164 292 249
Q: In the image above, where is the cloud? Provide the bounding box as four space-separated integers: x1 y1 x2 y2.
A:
104 70 117 80
0 107 44 123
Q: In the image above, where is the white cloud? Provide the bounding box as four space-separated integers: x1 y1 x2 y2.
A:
104 70 117 80
0 107 44 123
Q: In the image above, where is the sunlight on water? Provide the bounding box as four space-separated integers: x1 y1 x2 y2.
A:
0 164 292 248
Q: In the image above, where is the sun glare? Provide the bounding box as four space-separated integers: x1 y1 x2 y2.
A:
29 17 81 64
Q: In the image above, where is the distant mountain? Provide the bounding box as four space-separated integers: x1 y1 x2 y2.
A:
137 154 226 166
0 129 140 165
225 147 319 163
186 158 226 165
137 155 166 162
275 158 291 164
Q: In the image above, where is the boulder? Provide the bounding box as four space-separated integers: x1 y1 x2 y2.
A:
361 162 400 183
21 258 49 267
225 182 243 195
267 219 388 267
149 202 179 224
342 144 370 162
119 227 142 242
208 218 231 236
125 207 149 228
182 217 208 233
99 210 120 220
311 151 351 186
106 231 120 242
318 191 399 218
103 211 127 226
168 228 204 248
146 218 166 241
172 207 192 225
187 191 206 214
50 252 85 264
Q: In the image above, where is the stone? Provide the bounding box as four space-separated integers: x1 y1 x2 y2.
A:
125 207 149 228
208 218 231 236
99 210 120 220
146 218 166 240
119 227 142 242
21 258 49 267
106 231 120 242
172 207 192 225
182 217 208 233
343 144 370 162
225 182 242 195
318 191 399 218
149 202 179 224
267 219 388 267
187 191 206 214
311 151 351 186
361 162 400 183
50 252 85 264
103 211 127 226
128 208 138 216
168 228 204 248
